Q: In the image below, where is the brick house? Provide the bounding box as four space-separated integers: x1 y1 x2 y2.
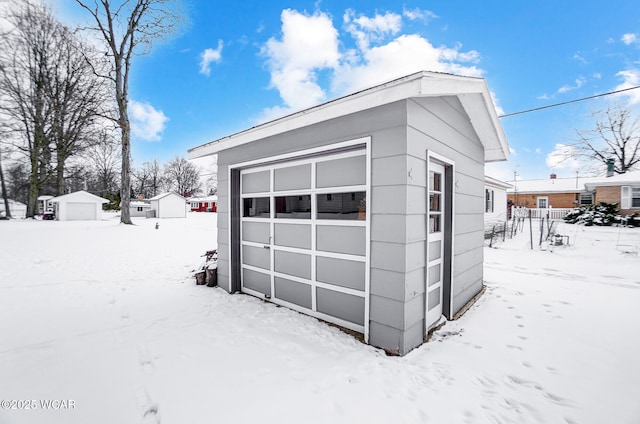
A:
507 171 640 215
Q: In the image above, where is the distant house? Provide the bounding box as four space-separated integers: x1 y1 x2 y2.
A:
507 171 640 215
188 195 218 212
129 200 152 217
484 176 511 225
148 192 187 218
49 190 109 221
0 199 27 219
37 195 54 214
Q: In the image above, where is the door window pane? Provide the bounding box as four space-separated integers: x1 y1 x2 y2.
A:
430 193 441 212
243 197 270 218
429 214 441 233
429 171 441 191
275 195 311 219
317 192 366 220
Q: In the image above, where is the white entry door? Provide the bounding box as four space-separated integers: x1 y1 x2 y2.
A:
426 161 445 329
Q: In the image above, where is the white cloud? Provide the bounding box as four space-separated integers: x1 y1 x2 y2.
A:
129 100 169 141
546 144 583 171
259 7 487 121
557 77 586 94
402 7 438 22
333 34 482 94
344 9 402 51
199 40 223 76
621 33 638 45
573 52 587 64
613 68 640 105
261 9 340 112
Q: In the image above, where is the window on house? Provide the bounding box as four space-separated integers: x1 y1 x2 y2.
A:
137 207 143 212
633 188 640 208
537 197 548 208
580 193 594 205
485 189 494 213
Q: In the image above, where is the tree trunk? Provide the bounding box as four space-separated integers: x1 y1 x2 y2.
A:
0 155 11 218
119 116 132 224
27 155 39 218
56 162 65 195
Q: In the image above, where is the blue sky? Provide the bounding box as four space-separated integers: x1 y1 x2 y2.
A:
48 0 640 181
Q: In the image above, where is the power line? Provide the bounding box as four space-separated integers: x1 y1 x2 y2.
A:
498 85 640 118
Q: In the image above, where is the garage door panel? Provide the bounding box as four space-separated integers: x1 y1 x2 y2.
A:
274 250 311 280
242 221 270 244
274 223 311 249
243 245 270 270
317 225 365 256
316 288 365 326
274 164 311 191
274 277 312 309
243 269 271 296
316 256 365 291
316 155 366 188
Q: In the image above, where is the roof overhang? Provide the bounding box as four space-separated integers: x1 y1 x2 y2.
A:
188 71 509 163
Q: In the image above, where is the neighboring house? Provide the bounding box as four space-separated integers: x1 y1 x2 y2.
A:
484 176 511 225
129 200 152 218
148 192 187 218
37 195 54 214
584 170 640 215
49 190 109 221
188 195 218 212
507 171 640 216
188 71 509 355
0 199 27 219
507 173 599 209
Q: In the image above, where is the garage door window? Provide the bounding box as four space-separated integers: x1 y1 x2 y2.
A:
243 197 270 218
275 195 311 218
317 191 366 220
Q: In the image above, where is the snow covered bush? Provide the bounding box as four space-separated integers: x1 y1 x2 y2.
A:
564 202 618 226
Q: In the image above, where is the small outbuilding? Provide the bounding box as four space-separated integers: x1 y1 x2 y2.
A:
188 71 509 355
149 192 187 218
0 199 27 219
129 200 152 217
49 190 109 221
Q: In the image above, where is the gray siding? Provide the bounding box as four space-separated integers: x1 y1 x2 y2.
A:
214 96 487 355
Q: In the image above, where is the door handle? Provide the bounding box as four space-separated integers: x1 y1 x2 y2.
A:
263 245 270 249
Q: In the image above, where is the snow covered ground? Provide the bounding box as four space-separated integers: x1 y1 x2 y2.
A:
1 213 639 424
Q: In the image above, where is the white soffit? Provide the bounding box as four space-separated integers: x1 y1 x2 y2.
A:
189 71 509 162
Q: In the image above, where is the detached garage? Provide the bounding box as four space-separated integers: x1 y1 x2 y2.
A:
189 71 509 355
149 192 187 218
50 190 108 221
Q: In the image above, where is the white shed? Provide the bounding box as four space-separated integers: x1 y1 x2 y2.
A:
49 190 109 221
149 192 187 218
0 199 27 219
129 200 152 217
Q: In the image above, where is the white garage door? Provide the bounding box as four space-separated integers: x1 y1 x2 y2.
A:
240 148 369 334
67 202 96 220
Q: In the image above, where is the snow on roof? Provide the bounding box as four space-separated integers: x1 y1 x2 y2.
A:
584 170 640 187
37 195 54 200
508 171 640 194
130 200 151 207
485 176 512 189
189 71 509 163
50 190 109 204
188 195 218 202
149 192 186 201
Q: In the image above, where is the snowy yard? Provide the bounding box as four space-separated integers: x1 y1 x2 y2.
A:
1 213 639 424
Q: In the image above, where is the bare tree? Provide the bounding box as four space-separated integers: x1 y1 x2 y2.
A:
85 129 121 197
75 0 184 224
163 156 200 197
0 1 58 216
133 159 163 198
573 103 640 174
48 26 110 195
